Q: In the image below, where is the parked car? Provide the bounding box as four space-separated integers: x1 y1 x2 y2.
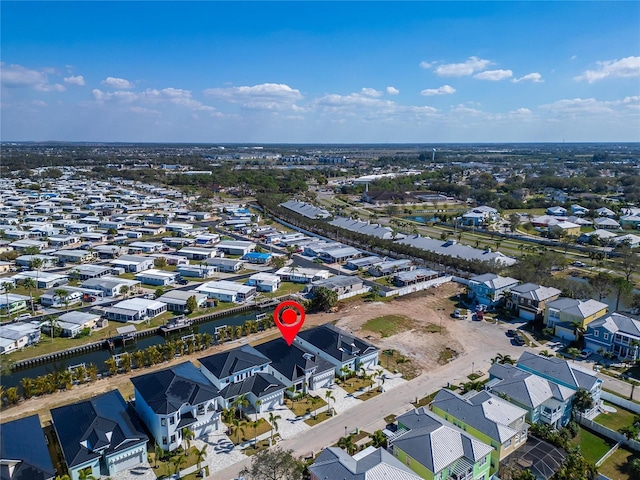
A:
506 329 517 337
513 335 525 346
453 309 461 318
176 278 189 285
16 313 32 321
571 261 587 267
580 349 593 359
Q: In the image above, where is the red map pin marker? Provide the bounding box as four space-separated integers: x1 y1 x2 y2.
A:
273 300 305 346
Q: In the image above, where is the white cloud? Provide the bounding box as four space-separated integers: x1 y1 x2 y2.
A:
421 85 456 96
539 97 640 116
474 69 513 81
419 61 434 69
64 75 85 86
571 55 577 60
512 72 543 83
575 56 640 83
315 93 393 108
92 89 138 103
386 86 399 95
101 76 135 89
91 87 215 112
130 106 160 115
204 83 303 110
0 63 65 91
360 87 383 97
435 56 492 77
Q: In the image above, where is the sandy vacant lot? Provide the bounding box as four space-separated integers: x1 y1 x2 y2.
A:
2 282 497 423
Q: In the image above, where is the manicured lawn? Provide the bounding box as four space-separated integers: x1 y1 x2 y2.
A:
595 403 638 431
598 447 637 480
362 315 414 337
260 282 305 298
570 426 615 465
284 396 327 417
225 418 271 445
243 438 271 456
357 388 382 401
412 392 437 408
304 410 333 426
150 445 203 478
340 377 374 394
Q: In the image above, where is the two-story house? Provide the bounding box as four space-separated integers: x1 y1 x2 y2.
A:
506 283 562 321
584 313 640 360
1 414 55 480
253 338 335 395
294 324 379 377
431 389 528 474
517 351 601 417
131 361 221 451
51 390 148 480
389 407 493 480
198 345 286 414
467 273 520 307
487 363 575 428
544 297 608 341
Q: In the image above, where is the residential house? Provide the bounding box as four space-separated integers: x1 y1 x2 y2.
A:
203 257 244 273
51 249 96 264
0 321 41 354
81 276 139 297
176 247 217 261
329 217 403 240
368 259 413 277
517 351 602 417
104 298 167 322
620 214 640 229
308 275 365 298
544 297 608 341
318 246 362 264
47 234 81 248
506 283 562 321
294 324 379 377
594 217 621 230
253 338 335 394
241 251 272 264
584 313 640 360
0 293 30 315
53 311 101 337
216 240 256 256
199 345 286 413
546 206 567 216
111 255 155 273
134 269 178 287
195 280 256 303
462 206 499 226
176 264 218 279
431 389 529 473
389 407 493 480
14 254 58 269
274 266 331 283
467 273 520 307
309 446 422 480
570 205 589 216
71 264 112 281
156 291 208 313
128 241 163 253
13 271 69 289
0 414 55 480
51 390 148 480
131 361 221 452
548 221 581 238
487 363 575 428
345 256 383 271
245 272 281 293
596 207 616 217
393 268 440 287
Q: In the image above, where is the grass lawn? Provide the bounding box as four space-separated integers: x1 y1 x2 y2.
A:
595 403 638 431
225 418 271 445
412 392 437 408
570 426 615 465
284 396 327 417
304 410 333 426
362 314 414 337
260 282 305 298
384 414 397 424
438 347 459 365
380 349 421 380
598 447 637 480
150 445 203 478
242 438 272 456
358 388 382 401
340 377 374 394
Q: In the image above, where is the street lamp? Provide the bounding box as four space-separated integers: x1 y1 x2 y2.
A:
345 426 347 437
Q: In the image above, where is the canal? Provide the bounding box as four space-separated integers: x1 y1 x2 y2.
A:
1 307 268 389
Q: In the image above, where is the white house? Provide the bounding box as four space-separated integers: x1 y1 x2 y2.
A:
104 298 167 322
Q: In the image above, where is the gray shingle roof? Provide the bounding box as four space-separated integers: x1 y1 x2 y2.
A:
198 345 271 380
253 338 334 384
0 414 55 480
517 351 599 391
296 324 378 362
397 235 517 266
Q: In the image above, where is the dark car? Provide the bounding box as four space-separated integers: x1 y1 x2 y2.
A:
506 329 517 337
176 278 189 285
513 335 525 346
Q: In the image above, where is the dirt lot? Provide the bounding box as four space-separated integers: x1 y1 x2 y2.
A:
1 283 481 424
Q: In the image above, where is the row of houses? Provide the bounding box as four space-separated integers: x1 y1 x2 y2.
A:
1 324 378 480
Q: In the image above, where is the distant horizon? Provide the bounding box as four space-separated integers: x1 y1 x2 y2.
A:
2 2 639 143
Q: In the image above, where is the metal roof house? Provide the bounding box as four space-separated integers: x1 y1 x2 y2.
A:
50 390 148 480
0 414 55 480
584 312 640 361
544 297 608 341
104 298 167 322
131 361 221 452
397 236 517 267
389 407 493 480
309 446 421 480
506 283 562 321
467 273 520 307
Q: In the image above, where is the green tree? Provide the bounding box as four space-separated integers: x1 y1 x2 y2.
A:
77 468 96 480
185 295 198 313
370 429 387 448
310 286 338 312
268 412 281 444
337 434 358 455
611 276 633 311
182 427 195 454
239 447 305 480
22 277 37 315
119 285 130 298
1 281 15 318
170 453 186 476
233 393 250 419
588 272 613 301
567 347 581 363
5 386 19 405
194 445 208 472
154 257 168 269
573 388 594 417
155 287 165 298
54 288 69 311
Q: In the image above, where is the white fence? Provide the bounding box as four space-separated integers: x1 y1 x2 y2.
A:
382 276 453 298
602 390 640 414
337 287 371 301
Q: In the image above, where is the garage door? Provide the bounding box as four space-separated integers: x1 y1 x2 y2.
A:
111 452 143 474
519 310 535 321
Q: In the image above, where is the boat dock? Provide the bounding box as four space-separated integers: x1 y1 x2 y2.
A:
160 316 193 335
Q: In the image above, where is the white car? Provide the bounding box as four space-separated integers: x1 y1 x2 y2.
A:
16 313 32 321
580 349 593 359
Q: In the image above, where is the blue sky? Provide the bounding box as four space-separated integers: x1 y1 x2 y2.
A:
1 1 639 143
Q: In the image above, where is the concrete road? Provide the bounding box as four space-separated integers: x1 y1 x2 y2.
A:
213 318 530 480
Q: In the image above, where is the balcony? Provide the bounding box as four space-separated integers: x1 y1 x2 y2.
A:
540 407 563 425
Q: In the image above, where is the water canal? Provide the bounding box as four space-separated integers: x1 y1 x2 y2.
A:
1 307 270 389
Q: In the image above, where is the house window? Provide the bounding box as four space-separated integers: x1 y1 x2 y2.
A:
171 435 176 443
161 418 166 426
405 455 411 466
594 331 599 337
170 416 175 425
479 456 487 466
604 333 609 340
162 437 167 445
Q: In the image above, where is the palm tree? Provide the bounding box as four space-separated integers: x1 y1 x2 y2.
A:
29 257 43 286
154 443 163 468
22 277 37 315
233 394 249 420
1 281 14 319
170 453 186 476
492 353 515 365
194 445 208 473
54 288 69 311
254 399 262 421
337 434 357 455
181 427 195 454
310 396 321 419
250 419 260 447
77 468 96 480
268 412 281 444
567 347 581 363
119 285 130 298
325 390 336 416
539 350 552 358
46 315 60 341
370 429 387 448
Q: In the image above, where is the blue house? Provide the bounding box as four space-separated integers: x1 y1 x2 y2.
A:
0 414 55 480
241 251 272 264
467 273 520 306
